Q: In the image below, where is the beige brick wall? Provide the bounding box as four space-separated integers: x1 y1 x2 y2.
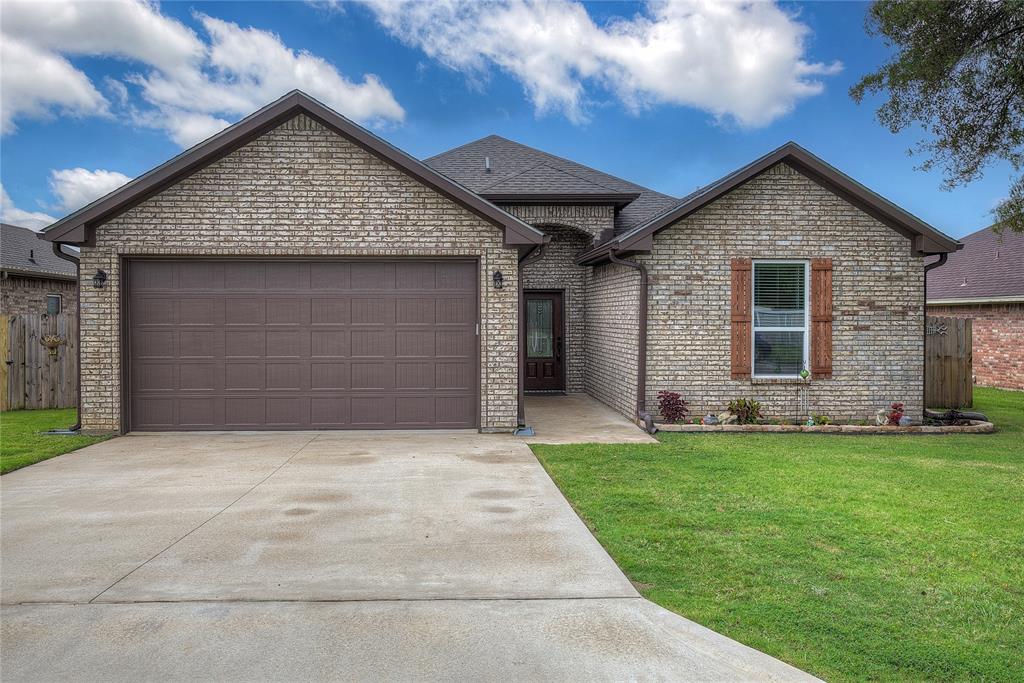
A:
642 162 924 422
1 275 78 316
584 262 640 417
78 114 520 433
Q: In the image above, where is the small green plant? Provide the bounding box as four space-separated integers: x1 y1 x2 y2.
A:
811 414 831 426
728 398 763 425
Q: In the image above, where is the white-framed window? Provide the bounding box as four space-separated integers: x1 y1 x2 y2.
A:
752 260 808 378
46 294 62 315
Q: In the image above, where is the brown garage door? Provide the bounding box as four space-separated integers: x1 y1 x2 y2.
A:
127 259 478 430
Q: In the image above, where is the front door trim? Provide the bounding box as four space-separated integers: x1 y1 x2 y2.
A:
523 289 565 392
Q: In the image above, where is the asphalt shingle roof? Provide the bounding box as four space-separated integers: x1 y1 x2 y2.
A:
927 225 1024 300
1 223 77 279
424 135 680 234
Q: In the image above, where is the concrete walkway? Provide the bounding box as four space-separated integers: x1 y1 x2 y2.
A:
1 430 815 681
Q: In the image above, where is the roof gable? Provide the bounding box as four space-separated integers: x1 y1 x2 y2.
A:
579 142 961 263
424 135 677 232
41 91 542 248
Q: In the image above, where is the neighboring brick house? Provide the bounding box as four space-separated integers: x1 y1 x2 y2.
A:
1 223 78 316
927 226 1024 390
41 91 961 434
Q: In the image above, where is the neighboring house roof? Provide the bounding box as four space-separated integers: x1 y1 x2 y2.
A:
424 135 678 234
926 225 1024 303
578 142 962 264
40 91 544 248
1 223 77 280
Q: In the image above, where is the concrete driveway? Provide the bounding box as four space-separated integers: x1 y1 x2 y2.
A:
1 431 815 681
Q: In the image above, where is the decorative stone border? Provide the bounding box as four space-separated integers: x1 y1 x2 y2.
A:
655 420 995 434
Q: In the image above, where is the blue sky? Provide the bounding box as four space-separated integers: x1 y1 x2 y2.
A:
1 0 1013 238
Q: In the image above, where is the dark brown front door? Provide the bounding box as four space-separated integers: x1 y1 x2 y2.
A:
127 259 479 431
524 290 564 392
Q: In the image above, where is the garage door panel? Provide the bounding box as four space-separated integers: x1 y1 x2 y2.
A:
179 298 223 326
310 329 349 357
179 363 217 391
225 299 266 325
311 363 349 390
134 329 177 359
225 330 266 358
396 330 434 357
311 298 349 325
266 330 308 357
266 363 305 391
129 260 477 430
351 362 394 390
266 397 308 426
225 398 266 427
224 261 265 290
310 397 350 426
133 298 176 325
177 261 224 290
134 363 177 392
225 363 264 391
179 398 217 427
179 329 218 358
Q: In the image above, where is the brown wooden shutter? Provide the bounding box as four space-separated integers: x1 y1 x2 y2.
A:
730 258 752 379
810 258 833 378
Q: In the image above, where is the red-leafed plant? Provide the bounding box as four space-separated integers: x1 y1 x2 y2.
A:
658 391 690 424
887 402 905 426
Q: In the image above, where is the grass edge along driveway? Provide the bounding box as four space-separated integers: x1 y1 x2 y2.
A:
532 387 1023 682
1 408 109 475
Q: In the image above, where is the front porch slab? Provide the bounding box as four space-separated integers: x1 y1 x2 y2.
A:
522 393 657 444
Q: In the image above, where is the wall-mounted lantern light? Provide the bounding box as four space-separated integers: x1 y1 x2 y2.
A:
492 270 504 290
92 269 108 289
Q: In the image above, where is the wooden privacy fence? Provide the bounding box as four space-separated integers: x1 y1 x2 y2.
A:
0 313 78 411
925 315 972 409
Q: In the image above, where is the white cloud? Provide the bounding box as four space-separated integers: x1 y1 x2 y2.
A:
1 0 405 146
131 13 405 146
360 0 841 127
48 168 133 213
0 36 108 134
0 185 57 231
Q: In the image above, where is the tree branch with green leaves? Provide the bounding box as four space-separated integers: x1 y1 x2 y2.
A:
851 0 1024 233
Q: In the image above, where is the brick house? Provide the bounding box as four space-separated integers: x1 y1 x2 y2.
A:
2 223 78 316
41 91 961 434
927 226 1024 390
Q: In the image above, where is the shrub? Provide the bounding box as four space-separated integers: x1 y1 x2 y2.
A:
811 413 831 426
658 391 690 424
728 398 763 424
887 402 905 426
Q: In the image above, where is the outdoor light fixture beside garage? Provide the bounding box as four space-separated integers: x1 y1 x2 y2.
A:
92 269 107 288
493 270 504 289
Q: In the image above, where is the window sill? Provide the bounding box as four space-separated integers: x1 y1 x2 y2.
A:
750 377 810 385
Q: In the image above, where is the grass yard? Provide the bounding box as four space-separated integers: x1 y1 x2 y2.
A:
0 409 109 474
533 387 1024 682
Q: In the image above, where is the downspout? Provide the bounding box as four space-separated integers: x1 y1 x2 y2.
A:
922 253 949 417
516 244 544 431
608 249 656 434
51 242 81 432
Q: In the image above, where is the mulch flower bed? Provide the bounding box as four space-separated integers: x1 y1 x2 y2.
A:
655 420 995 434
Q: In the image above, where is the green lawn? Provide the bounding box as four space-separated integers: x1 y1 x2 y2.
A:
533 387 1024 682
0 409 110 474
